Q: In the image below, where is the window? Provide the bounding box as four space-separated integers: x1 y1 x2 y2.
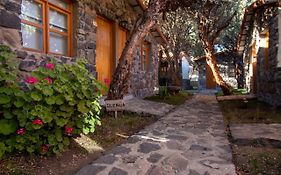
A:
21 0 72 56
141 41 150 71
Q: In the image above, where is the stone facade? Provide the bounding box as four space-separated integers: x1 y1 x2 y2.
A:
129 35 159 98
0 0 160 98
241 4 281 107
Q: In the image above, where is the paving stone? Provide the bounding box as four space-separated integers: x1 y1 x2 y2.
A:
190 144 212 151
75 165 106 175
152 130 162 136
146 166 164 175
230 124 281 142
109 167 128 175
122 155 138 164
166 141 184 150
189 169 201 175
162 155 188 171
200 160 220 169
138 142 161 153
126 136 140 144
147 153 163 163
166 134 187 141
111 146 131 155
95 155 116 164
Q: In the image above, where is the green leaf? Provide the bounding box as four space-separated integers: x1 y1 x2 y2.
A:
62 137 70 146
58 143 64 151
14 98 24 107
0 87 13 95
48 135 57 146
31 92 42 101
15 144 24 151
55 129 63 142
42 87 54 96
56 96 64 105
3 111 13 119
0 119 17 135
55 117 68 127
78 100 89 113
82 127 90 135
45 96 56 105
27 145 35 153
0 142 6 158
41 115 53 123
0 94 11 104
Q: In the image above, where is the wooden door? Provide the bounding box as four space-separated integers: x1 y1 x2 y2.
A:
96 16 113 86
206 64 217 89
117 27 127 60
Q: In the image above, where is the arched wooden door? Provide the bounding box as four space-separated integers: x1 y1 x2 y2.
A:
96 16 113 86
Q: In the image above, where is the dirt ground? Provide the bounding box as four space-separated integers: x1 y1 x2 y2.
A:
0 114 158 175
219 99 281 175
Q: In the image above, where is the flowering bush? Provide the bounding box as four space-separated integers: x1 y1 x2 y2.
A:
0 45 104 158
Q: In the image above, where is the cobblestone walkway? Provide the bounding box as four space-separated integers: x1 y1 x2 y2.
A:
76 95 236 175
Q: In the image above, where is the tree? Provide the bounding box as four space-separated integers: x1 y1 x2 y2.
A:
160 8 197 86
217 0 256 89
188 0 237 95
107 0 200 100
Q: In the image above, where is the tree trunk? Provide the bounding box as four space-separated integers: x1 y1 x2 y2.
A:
162 45 181 86
107 0 164 100
199 30 232 95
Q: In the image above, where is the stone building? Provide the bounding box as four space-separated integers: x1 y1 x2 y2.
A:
237 0 281 106
0 0 166 98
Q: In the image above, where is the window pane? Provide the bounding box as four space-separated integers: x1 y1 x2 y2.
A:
49 32 67 55
49 0 68 9
49 9 68 32
21 0 43 24
21 23 43 51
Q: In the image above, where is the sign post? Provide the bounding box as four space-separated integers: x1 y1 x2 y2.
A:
105 100 125 118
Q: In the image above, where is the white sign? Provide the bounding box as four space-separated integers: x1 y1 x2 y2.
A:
105 100 125 112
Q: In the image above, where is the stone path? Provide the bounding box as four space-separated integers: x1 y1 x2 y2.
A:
125 98 175 117
230 124 281 142
76 95 236 175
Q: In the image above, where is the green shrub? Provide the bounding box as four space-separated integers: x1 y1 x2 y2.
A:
0 45 104 157
159 86 168 97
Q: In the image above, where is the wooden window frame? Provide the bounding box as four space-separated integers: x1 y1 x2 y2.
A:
21 0 73 56
141 41 150 72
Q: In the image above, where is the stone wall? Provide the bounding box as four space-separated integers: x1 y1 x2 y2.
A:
129 35 159 98
243 6 281 107
0 0 159 98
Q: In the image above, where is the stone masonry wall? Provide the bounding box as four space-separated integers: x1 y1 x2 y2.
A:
129 35 159 98
256 7 281 107
0 0 159 98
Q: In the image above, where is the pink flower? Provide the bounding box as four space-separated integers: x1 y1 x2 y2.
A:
41 144 49 152
32 119 43 125
104 78 110 85
16 128 26 135
65 126 73 135
45 63 54 70
25 77 39 84
44 77 53 84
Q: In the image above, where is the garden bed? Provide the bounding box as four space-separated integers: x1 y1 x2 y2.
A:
0 114 158 175
219 99 281 175
144 91 193 106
